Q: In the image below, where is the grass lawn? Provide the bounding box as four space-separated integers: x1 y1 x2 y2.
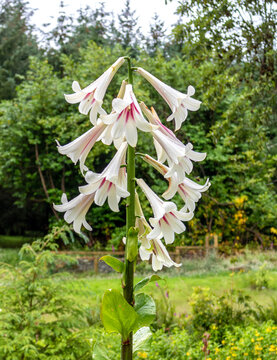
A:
61 270 277 313
1 247 277 313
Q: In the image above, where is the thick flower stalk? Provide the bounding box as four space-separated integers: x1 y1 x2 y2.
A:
65 57 125 124
137 67 201 130
54 56 209 360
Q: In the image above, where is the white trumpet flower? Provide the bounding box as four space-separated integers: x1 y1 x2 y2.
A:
143 154 210 212
176 177 210 212
53 193 94 234
136 178 193 244
99 80 127 148
140 103 177 140
140 235 181 272
56 120 107 174
64 57 125 125
101 84 152 147
140 103 206 182
79 142 129 212
135 192 182 271
153 130 206 182
137 67 201 130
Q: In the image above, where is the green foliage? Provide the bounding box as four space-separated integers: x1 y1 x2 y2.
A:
84 321 277 359
0 0 276 249
133 326 152 354
247 263 271 290
134 274 162 292
185 287 253 338
152 285 178 330
0 235 33 248
100 255 125 273
46 220 89 247
0 239 94 359
0 0 38 100
254 297 277 324
100 289 156 341
134 293 156 331
146 322 277 360
101 289 138 340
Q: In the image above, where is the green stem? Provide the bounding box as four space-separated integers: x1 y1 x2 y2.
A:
122 57 136 360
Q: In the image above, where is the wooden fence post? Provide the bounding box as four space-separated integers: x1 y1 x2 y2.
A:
205 234 210 256
176 247 181 272
94 256 98 274
214 234 218 254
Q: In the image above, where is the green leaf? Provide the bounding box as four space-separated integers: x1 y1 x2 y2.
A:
93 343 110 360
134 275 162 292
134 293 156 331
100 255 124 273
133 326 152 353
101 289 138 340
127 227 139 262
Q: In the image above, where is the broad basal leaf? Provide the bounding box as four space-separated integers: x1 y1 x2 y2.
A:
101 289 138 340
134 293 156 331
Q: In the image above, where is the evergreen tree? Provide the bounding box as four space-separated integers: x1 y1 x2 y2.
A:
146 13 166 55
0 0 38 99
71 2 111 50
48 1 73 50
43 1 73 71
45 2 112 69
117 0 141 54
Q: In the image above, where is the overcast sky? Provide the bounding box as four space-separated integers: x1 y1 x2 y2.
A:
28 0 179 36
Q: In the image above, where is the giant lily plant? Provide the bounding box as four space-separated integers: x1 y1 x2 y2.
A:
54 57 210 360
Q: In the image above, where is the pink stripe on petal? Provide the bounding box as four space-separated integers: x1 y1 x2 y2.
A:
84 92 92 100
80 126 103 156
99 177 106 188
169 211 177 218
126 109 130 123
132 102 140 114
163 215 170 225
117 109 124 120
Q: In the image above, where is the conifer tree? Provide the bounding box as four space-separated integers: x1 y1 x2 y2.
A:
0 0 38 99
117 0 141 55
146 13 166 55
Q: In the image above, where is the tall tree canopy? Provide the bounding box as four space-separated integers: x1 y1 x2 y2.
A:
0 0 38 100
0 0 276 248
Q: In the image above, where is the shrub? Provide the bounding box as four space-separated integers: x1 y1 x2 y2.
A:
91 321 276 359
152 285 178 331
0 239 94 359
181 287 253 339
247 263 271 289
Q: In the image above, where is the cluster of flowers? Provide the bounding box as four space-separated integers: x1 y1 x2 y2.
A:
54 57 210 271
